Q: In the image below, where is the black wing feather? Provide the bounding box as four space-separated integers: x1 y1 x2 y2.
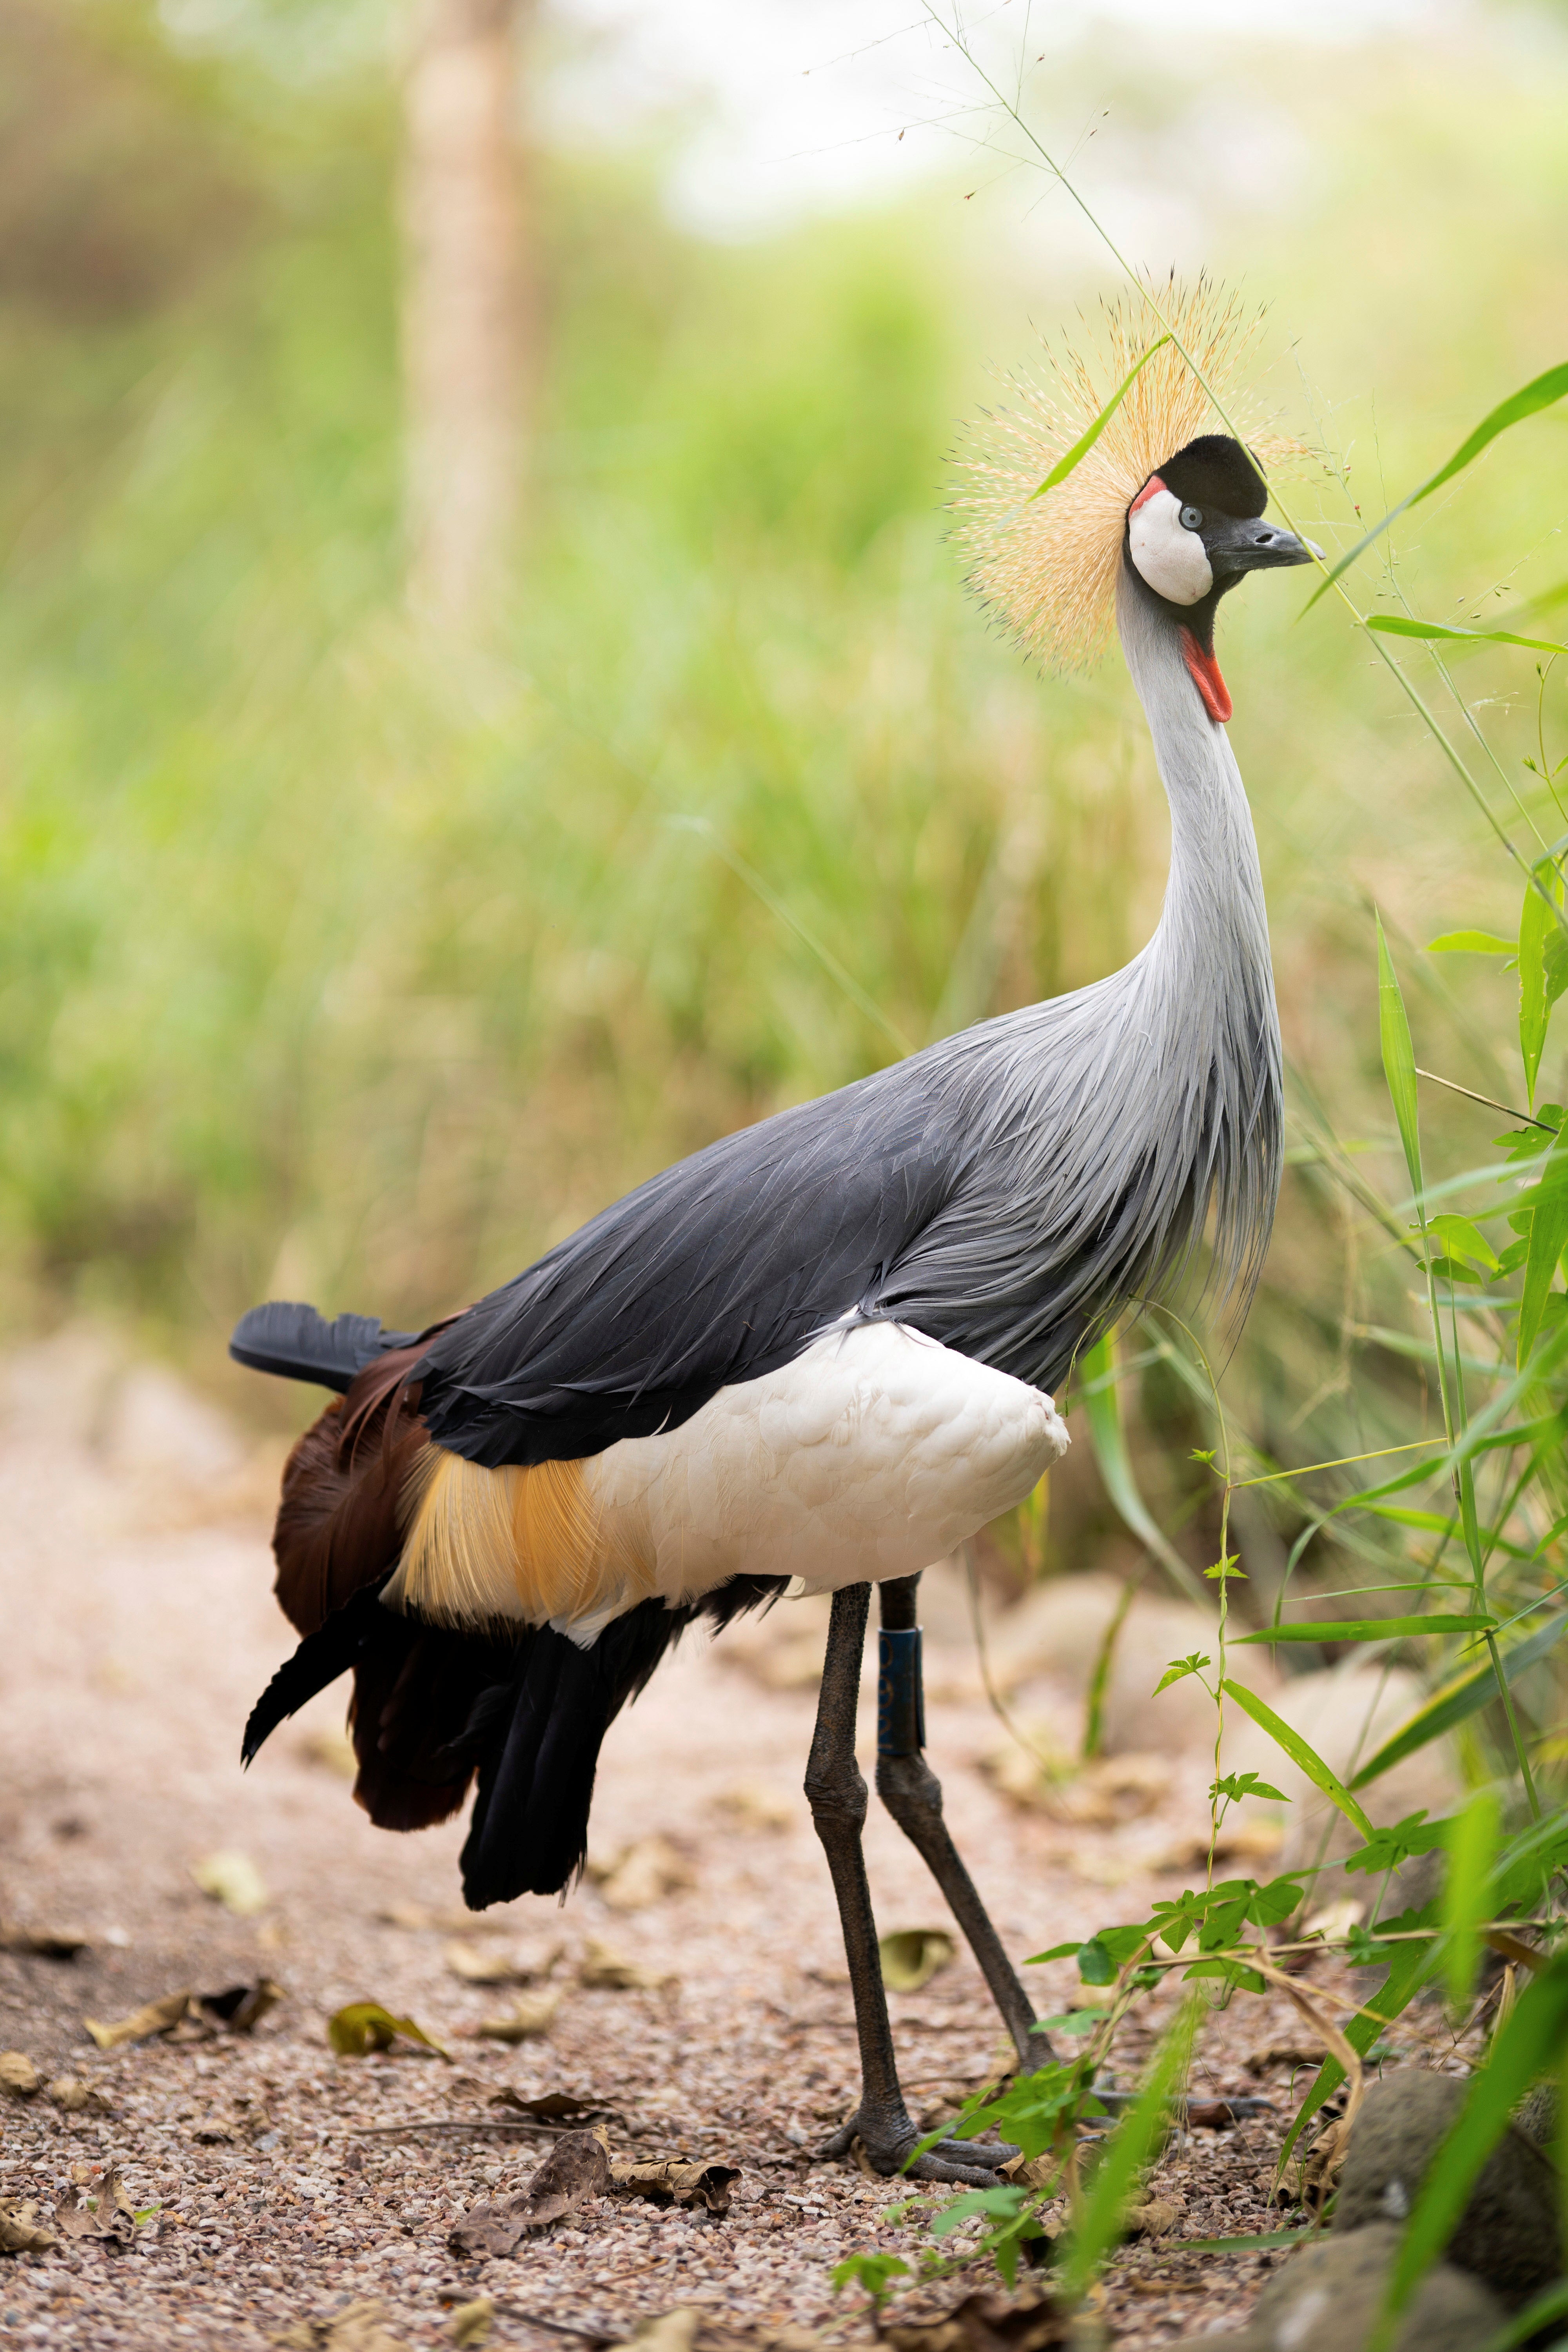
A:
230 1301 418 1393
418 1064 960 1467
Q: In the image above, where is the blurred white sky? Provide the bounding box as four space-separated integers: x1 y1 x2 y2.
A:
547 0 1451 238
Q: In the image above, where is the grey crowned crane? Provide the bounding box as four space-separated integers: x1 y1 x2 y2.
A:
232 288 1312 2187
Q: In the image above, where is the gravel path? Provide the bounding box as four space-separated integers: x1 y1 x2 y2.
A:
0 1334 1419 2350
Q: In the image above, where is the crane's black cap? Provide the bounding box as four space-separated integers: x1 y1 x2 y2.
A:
1159 434 1268 519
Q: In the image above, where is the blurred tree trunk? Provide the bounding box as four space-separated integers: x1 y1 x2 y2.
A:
401 0 532 624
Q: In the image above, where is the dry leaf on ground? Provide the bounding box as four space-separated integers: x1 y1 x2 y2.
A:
445 2298 495 2348
448 2127 610 2258
591 1837 693 1912
610 2156 740 2216
327 2002 450 2060
272 2299 408 2351
84 1991 192 2049
879 1929 956 1993
711 1782 793 1831
196 1977 283 2033
53 2167 139 2249
446 1936 563 1987
474 1989 561 2043
1244 2040 1323 2076
579 1937 673 1991
881 2294 1071 2352
190 1849 269 1916
0 1922 89 1958
46 2075 105 2112
0 2053 41 2097
0 2199 56 2255
296 1725 357 1777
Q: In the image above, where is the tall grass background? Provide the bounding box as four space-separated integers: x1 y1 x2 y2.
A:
1 0 1565 1573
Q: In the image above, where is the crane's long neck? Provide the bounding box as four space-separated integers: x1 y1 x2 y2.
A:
1115 563 1274 1031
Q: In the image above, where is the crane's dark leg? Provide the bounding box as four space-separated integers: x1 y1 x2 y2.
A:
805 1583 1017 2186
875 1573 1053 2071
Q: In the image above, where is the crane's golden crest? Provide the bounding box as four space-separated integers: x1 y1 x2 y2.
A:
952 279 1293 671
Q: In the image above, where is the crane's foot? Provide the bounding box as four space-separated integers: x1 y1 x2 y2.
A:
812 2110 1022 2187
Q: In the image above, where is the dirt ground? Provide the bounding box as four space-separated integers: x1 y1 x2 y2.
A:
0 1331 1443 2351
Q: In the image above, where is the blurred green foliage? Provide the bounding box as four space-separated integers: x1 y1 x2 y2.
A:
0 0 1565 1560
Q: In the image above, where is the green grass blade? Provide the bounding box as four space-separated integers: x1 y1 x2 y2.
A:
1079 1332 1207 1605
1365 615 1568 655
1220 1677 1374 1839
1029 336 1171 499
1517 1180 1568 1371
1377 916 1424 1199
1304 361 1568 609
1350 1607 1568 1788
1061 1996 1200 2298
1232 1615 1494 1646
1426 930 1517 955
1479 2282 1568 2352
1441 1790 1500 2013
1374 1957 1568 2349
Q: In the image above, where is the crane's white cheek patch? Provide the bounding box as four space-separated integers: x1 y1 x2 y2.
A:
1128 488 1213 607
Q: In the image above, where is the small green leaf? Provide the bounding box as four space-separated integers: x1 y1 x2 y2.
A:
1204 1554 1244 1581
1189 1447 1217 1466
1377 916 1423 1200
1025 1942 1082 1966
1366 615 1568 656
1232 1614 1494 1646
1154 1651 1211 1696
880 1929 956 1993
1210 1771 1289 1804
1029 335 1172 498
1305 361 1568 608
1429 1213 1500 1274
1426 931 1518 956
831 2252 909 2306
929 2186 1027 2238
1220 1678 1374 1839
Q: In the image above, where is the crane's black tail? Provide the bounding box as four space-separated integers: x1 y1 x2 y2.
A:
229 1299 419 1393
457 1576 791 1908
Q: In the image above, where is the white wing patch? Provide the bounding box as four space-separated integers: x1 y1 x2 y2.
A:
569 1320 1069 1639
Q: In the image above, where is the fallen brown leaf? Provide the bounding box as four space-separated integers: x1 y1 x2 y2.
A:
327 2002 450 2060
474 1990 561 2043
579 1937 672 1992
0 2053 41 2098
591 1837 693 1913
0 1922 90 1959
1125 2196 1180 2238
446 2299 495 2348
52 2167 138 2249
446 1937 564 1987
46 2075 100 2112
272 2300 409 2351
610 2156 740 2216
190 1849 269 1916
196 1977 284 2034
449 2127 610 2258
882 2294 1070 2352
1243 2041 1321 2076
879 1929 956 1994
0 2199 56 2255
84 1991 192 2050
711 1782 793 1832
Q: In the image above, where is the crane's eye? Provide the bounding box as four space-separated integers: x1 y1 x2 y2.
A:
1179 505 1203 532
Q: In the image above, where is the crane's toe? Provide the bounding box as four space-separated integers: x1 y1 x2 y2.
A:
813 2112 1022 2187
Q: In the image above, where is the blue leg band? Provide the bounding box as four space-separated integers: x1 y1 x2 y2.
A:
877 1626 926 1757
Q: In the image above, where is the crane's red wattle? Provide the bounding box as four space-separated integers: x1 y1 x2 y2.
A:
1180 628 1232 724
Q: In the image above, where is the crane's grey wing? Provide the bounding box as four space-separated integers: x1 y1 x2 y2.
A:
415 1062 958 1468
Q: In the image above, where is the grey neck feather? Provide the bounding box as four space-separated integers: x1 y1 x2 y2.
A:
877 561 1283 1387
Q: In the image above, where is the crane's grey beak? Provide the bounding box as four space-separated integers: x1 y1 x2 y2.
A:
1204 514 1320 579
